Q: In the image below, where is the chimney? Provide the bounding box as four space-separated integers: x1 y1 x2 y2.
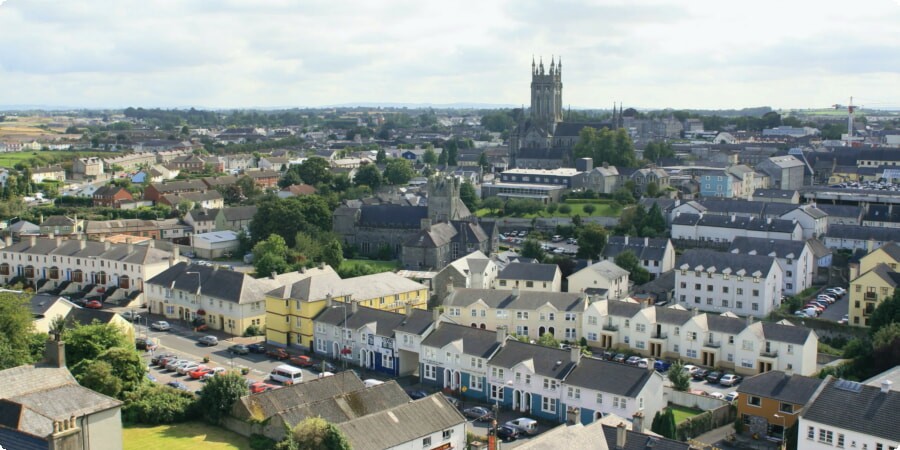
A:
405 303 413 317
299 266 306 274
447 276 455 296
570 346 581 364
496 325 508 344
747 315 754 326
616 422 627 449
326 293 333 307
882 380 893 394
632 411 645 433
48 232 55 239
270 271 277 280
30 235 36 246
4 235 11 246
731 214 736 223
644 237 649 246
432 307 441 329
44 339 66 368
104 240 111 251
79 239 86 250
624 235 629 245
318 261 325 269
511 287 520 299
351 300 359 314
587 258 593 266
98 235 105 243
421 218 432 231
692 307 699 317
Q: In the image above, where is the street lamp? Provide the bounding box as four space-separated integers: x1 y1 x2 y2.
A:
773 414 787 450
332 303 349 369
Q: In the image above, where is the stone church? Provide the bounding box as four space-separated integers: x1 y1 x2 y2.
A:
509 57 620 169
333 176 498 270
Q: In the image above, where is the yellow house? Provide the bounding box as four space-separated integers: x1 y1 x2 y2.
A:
849 241 900 279
265 268 428 349
848 263 900 327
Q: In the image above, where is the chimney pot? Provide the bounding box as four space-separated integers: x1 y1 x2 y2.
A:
882 380 893 393
570 346 581 364
511 287 520 299
616 422 627 449
351 300 358 314
30 235 36 246
496 325 508 344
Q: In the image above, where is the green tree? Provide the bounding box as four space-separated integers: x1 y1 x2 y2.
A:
62 321 130 368
277 417 352 450
614 250 652 285
77 360 124 398
249 195 332 247
573 126 637 168
872 322 900 374
646 181 660 198
321 239 344 269
478 152 490 172
482 196 503 215
459 181 478 212
520 238 544 260
668 360 691 391
651 411 663 435
660 409 677 439
0 292 45 370
422 147 437 165
576 224 607 259
583 204 596 215
199 371 249 425
870 288 900 334
91 346 146 396
537 332 560 348
559 204 572 215
236 175 261 199
546 203 558 214
253 234 291 277
612 188 635 205
354 164 383 189
383 159 414 185
643 141 674 162
375 148 387 164
437 148 448 165
279 170 303 189
296 157 332 185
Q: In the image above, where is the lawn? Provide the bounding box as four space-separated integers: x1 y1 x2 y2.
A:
123 422 251 450
669 405 704 424
339 258 398 274
475 201 622 219
0 150 109 168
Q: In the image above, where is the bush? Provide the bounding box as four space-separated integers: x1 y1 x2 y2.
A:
200 372 249 425
559 204 572 214
244 324 265 337
251 434 277 450
122 385 199 425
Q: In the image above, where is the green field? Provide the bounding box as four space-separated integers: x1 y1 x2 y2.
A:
0 150 109 168
475 201 621 219
339 258 398 273
669 405 704 424
123 422 251 450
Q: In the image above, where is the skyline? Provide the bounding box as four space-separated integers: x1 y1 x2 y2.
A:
1 0 899 110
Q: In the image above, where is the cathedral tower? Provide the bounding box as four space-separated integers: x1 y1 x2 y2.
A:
427 176 469 223
530 56 563 132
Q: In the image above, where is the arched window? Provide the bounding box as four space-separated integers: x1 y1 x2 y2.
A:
49 266 60 280
72 269 83 283
119 275 130 289
24 265 35 278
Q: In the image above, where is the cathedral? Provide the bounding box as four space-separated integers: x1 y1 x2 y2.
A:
509 57 621 169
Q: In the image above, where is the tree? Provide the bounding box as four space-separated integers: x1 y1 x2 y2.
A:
612 188 635 205
576 224 607 259
0 292 45 370
651 411 663 435
422 147 437 165
321 239 344 269
870 288 900 334
375 148 387 164
77 360 124 398
62 321 130 368
573 126 637 168
91 346 146 396
872 322 900 374
354 164 383 189
660 409 677 439
459 181 478 212
643 141 675 162
199 371 249 425
521 238 544 260
249 195 332 247
546 203 558 214
296 157 332 185
668 360 691 391
383 159 414 185
646 181 660 198
253 234 291 276
478 152 490 172
583 204 596 215
537 332 560 348
277 417 351 450
279 170 303 189
559 204 572 215
482 196 503 215
437 148 448 165
615 250 652 285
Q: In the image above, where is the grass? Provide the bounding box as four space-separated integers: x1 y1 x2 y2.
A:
0 150 109 168
340 258 398 273
123 422 251 450
475 201 622 219
669 405 704 424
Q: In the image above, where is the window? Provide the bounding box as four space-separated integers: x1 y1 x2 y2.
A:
752 303 759 311
723 286 729 293
587 332 598 340
722 300 729 307
819 429 833 445
707 298 713 305
636 324 646 333
516 311 529 320
516 325 529 336
470 376 483 390
491 367 505 379
787 344 794 354
748 396 761 407
499 280 507 286
497 310 508 318
681 282 687 289
695 283 701 290
424 364 437 380
673 344 679 352
490 384 504 401
837 434 845 448
588 316 598 325
542 397 556 413
807 427 815 440
596 392 603 404
736 301 743 309
779 403 793 414
565 328 576 339
565 313 576 321
707 285 713 291
624 336 630 344
471 309 477 317
686 349 697 358
737 288 744 295
752 289 760 297
674 327 680 336
636 341 645 349
624 319 630 328
525 374 531 385
526 281 534 288
442 429 453 440
543 378 558 391
422 437 432 447
567 387 581 399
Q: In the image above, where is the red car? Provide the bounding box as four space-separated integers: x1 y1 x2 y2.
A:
85 300 102 309
289 355 316 367
189 366 213 379
267 348 290 360
249 381 280 394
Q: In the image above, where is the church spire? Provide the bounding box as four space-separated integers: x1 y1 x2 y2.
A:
557 57 562 76
532 55 536 75
539 56 544 75
550 55 555 75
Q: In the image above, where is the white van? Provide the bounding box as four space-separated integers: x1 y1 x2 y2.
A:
364 379 384 387
505 418 538 435
270 364 303 385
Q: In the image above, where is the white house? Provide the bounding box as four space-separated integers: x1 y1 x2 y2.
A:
567 260 630 300
418 322 505 401
781 204 828 239
728 237 815 295
675 249 783 318
601 236 676 280
672 213 803 244
561 358 666 426
493 262 562 292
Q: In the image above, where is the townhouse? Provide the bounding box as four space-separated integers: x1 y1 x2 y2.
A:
443 287 587 342
601 236 676 280
184 208 219 234
736 371 822 439
493 262 562 292
582 300 819 375
847 245 900 327
488 339 580 421
567 260 630 300
92 185 134 208
561 358 665 426
145 262 278 335
431 250 499 300
672 213 803 244
312 301 434 377
73 156 104 178
798 376 899 450
0 235 175 296
824 225 900 252
728 237 815 295
83 218 191 241
143 179 207 202
30 165 66 183
39 215 83 235
675 249 783 318
159 190 224 210
419 322 504 400
780 204 828 240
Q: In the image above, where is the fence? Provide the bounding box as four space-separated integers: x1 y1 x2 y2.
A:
676 404 735 441
665 387 728 411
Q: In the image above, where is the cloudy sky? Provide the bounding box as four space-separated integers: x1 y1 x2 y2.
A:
1 0 898 110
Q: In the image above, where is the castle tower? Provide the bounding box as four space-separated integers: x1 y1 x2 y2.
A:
427 176 462 223
530 55 563 132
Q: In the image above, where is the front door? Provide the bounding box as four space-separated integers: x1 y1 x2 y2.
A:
702 351 716 367
650 342 662 358
758 361 772 373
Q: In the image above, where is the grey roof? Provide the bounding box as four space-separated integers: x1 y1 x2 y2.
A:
805 238 832 259
65 308 121 327
28 294 69 316
40 216 76 227
232 371 365 420
276 381 409 429
705 314 746 335
728 237 808 259
606 300 643 318
752 188 797 199
678 249 778 277
653 304 693 325
816 203 862 220
444 288 585 312
601 425 690 450
757 321 813 345
420 323 501 359
803 377 900 442
602 236 670 261
639 198 677 213
336 394 466 450
8 220 40 233
187 208 220 222
358 205 428 228
149 179 207 193
564 358 654 397
673 213 799 233
404 222 457 248
314 304 433 337
489 339 576 380
826 225 900 242
221 205 258 222
514 421 609 450
1 237 172 266
570 261 629 282
497 262 559 282
877 241 900 261
146 262 279 304
736 370 822 404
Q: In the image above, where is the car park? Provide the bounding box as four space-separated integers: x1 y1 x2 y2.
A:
157 355 180 367
653 360 671 372
189 366 214 379
166 360 191 372
463 406 493 422
682 364 699 376
150 321 171 331
250 381 279 394
289 355 317 368
636 358 650 369
817 295 835 303
198 335 219 346
152 353 176 366
202 367 227 381
227 344 250 355
709 392 725 400
269 364 303 385
719 374 743 386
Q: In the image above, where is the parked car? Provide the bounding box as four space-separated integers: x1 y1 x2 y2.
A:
719 374 743 386
267 348 290 360
289 355 317 367
839 314 849 325
636 358 650 369
709 392 725 400
157 355 180 367
706 371 724 384
625 356 642 366
166 381 190 392
248 343 267 353
682 364 699 375
189 366 214 379
496 425 520 442
150 321 171 331
505 418 538 435
121 311 142 321
198 335 219 346
407 390 428 400
177 362 201 375
85 300 103 309
692 368 710 381
165 359 189 371
653 360 672 372
313 361 338 373
151 353 176 366
725 392 739 402
824 288 843 298
830 287 847 296
463 406 493 422
443 395 460 408
249 381 278 394
202 367 227 381
227 344 250 355
613 353 626 363
191 317 208 331
135 337 158 351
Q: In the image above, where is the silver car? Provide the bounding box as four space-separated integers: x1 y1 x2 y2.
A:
198 335 218 346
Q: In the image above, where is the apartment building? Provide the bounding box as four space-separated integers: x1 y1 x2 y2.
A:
675 249 783 318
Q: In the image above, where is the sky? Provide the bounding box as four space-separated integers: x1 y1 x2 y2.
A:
1 0 899 110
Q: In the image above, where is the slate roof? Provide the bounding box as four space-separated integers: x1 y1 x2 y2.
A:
444 288 585 312
876 241 900 261
673 213 799 233
653 304 692 325
602 236 670 261
0 237 172 266
606 300 643 318
678 249 779 276
276 381 410 429
147 262 279 304
358 205 428 228
221 205 257 222
404 222 457 248
803 377 900 442
420 323 501 359
749 321 813 345
736 370 822 404
232 371 365 421
28 294 69 316
187 208 220 222
489 339 577 380
601 425 690 450
816 203 862 220
752 189 796 200
704 314 746 335
8 220 40 233
315 304 433 337
336 394 466 450
497 262 559 282
564 358 654 397
728 237 808 259
826 225 900 242
149 179 207 193
269 270 427 304
570 260 629 282
40 216 76 227
65 308 121 327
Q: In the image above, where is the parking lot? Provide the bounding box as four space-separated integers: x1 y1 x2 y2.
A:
500 231 580 256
